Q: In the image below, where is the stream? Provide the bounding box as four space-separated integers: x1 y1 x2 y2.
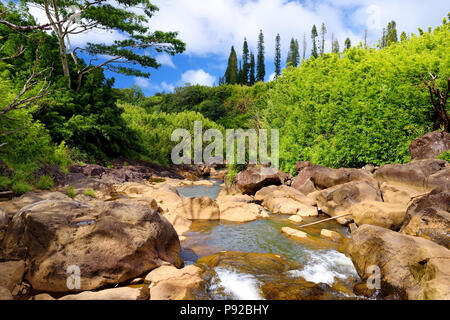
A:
176 179 362 300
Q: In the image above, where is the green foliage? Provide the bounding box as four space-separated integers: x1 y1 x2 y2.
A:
0 176 11 192
120 103 224 165
256 30 265 82
437 150 450 162
83 189 95 198
225 46 239 85
264 23 449 172
66 186 76 199
12 181 32 196
36 175 54 190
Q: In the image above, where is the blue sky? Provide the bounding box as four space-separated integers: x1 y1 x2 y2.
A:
28 0 449 96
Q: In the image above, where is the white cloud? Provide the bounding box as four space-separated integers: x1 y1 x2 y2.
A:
134 77 152 89
161 82 175 92
180 69 216 86
149 0 448 60
268 72 276 82
156 54 176 69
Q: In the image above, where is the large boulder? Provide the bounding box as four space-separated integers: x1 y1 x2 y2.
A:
1 199 181 292
374 159 447 191
425 167 450 191
234 166 282 195
0 286 13 300
400 188 450 249
172 197 220 220
345 224 450 300
0 260 25 292
316 180 382 218
292 164 374 193
145 265 206 300
216 193 264 222
59 286 150 300
260 185 318 216
379 183 421 206
344 201 407 230
0 191 72 216
409 131 450 160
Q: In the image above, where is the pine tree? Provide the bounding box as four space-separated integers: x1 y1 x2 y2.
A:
225 46 238 84
275 34 281 78
311 25 318 58
256 30 265 82
344 37 351 50
238 60 243 85
287 38 300 67
387 21 398 46
320 22 327 55
249 52 256 85
242 38 250 85
331 33 340 53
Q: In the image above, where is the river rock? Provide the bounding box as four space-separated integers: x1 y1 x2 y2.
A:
217 198 263 222
0 286 13 300
345 224 450 300
281 227 308 239
234 166 282 195
173 197 220 220
374 159 447 191
145 265 206 300
288 215 303 223
59 286 150 300
1 199 181 292
0 191 72 216
425 167 450 191
380 183 421 206
261 186 318 216
400 188 450 248
409 131 450 160
344 201 408 230
316 180 382 219
0 260 25 292
254 185 278 201
292 165 374 192
320 229 344 242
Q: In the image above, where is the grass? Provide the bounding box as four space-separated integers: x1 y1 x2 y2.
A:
12 181 32 195
66 186 76 198
83 189 95 198
36 175 54 190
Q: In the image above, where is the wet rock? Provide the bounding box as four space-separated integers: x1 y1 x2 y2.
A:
145 265 206 300
400 188 450 248
2 199 181 292
320 229 344 242
59 286 150 300
345 224 450 300
316 180 382 219
409 131 450 160
344 201 408 230
288 215 303 223
234 166 282 195
281 227 308 239
0 286 13 300
374 159 447 191
0 260 25 292
173 197 220 220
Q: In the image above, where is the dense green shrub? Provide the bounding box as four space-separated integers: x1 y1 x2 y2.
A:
36 175 54 190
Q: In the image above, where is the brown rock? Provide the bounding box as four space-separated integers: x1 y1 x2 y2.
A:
345 224 450 300
234 166 282 195
260 185 317 216
345 201 408 230
59 286 150 300
254 185 278 202
2 199 181 292
0 260 25 292
425 167 450 191
400 188 450 248
316 180 382 218
145 265 206 300
288 215 303 223
0 286 13 300
0 191 72 216
374 159 447 191
281 227 309 239
30 293 56 300
409 131 450 160
163 212 192 236
0 208 8 242
292 165 374 192
380 183 421 206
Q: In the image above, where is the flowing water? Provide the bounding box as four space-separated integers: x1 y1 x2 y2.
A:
177 180 362 300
